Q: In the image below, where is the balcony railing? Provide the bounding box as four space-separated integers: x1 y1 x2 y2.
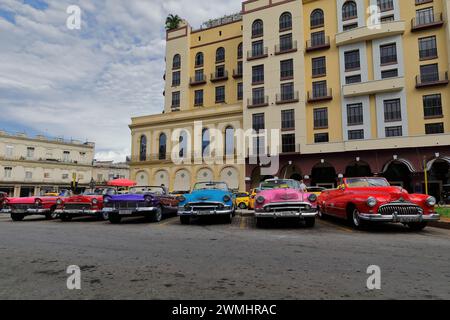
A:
275 41 298 55
247 96 269 108
411 13 443 31
189 75 207 86
233 68 243 78
247 47 268 61
415 71 449 88
306 36 330 52
307 88 333 102
276 91 299 104
210 70 228 82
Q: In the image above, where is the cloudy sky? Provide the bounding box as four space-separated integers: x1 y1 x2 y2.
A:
0 0 241 162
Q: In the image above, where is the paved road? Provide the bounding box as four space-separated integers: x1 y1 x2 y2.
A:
0 212 449 300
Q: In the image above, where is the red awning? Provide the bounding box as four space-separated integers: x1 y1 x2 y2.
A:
107 179 137 187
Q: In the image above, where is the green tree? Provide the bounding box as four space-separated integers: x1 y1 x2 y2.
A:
165 14 182 30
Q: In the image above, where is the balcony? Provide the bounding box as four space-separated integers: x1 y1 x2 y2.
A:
276 91 299 104
210 70 228 82
342 77 405 98
247 96 269 108
129 154 173 164
275 41 298 55
411 13 444 32
335 21 405 46
307 88 333 103
305 36 330 52
232 68 243 79
415 72 449 88
171 105 181 112
247 47 268 61
189 75 207 86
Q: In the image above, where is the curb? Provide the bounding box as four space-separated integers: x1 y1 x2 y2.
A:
429 219 450 230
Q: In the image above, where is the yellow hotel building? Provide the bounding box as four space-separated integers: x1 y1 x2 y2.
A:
130 0 450 201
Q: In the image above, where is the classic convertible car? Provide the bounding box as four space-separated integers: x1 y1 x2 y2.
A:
177 181 236 224
56 188 117 221
318 177 440 230
7 190 70 221
0 192 9 213
103 186 178 224
254 179 318 227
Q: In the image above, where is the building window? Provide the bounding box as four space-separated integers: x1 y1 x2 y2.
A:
215 86 225 103
282 134 296 153
384 99 402 122
381 15 395 22
377 0 394 12
252 19 264 38
348 129 364 140
237 83 243 101
423 94 442 118
310 30 326 47
425 123 444 134
416 7 435 26
381 69 398 79
280 59 294 79
4 167 12 178
419 36 437 60
279 12 292 30
216 47 225 63
344 50 360 71
252 65 264 84
172 54 181 69
202 128 210 157
380 43 397 65
420 63 439 82
314 133 329 143
251 40 265 57
314 108 328 129
179 131 188 158
195 52 204 67
280 82 295 101
139 135 147 161
5 145 13 157
342 1 358 20
194 89 203 106
279 33 293 51
312 80 328 98
172 91 180 108
225 126 235 156
343 23 358 30
310 9 324 28
158 133 167 160
252 113 265 132
63 151 70 162
252 87 265 105
26 147 35 158
281 109 295 130
215 65 226 78
345 74 361 84
385 126 403 137
195 69 204 82
172 71 180 86
347 103 363 126
312 56 326 77
237 43 243 59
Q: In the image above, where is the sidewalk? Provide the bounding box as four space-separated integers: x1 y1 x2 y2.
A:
429 217 450 230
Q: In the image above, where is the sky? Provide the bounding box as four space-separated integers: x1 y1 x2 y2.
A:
0 0 242 162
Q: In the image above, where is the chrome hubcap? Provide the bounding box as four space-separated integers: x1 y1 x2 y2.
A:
102 212 109 220
352 209 360 226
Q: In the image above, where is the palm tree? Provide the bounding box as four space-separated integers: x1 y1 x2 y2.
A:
165 14 182 30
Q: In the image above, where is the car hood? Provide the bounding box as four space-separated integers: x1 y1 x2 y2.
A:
258 188 312 202
184 189 229 202
105 194 150 202
7 196 59 204
66 195 103 203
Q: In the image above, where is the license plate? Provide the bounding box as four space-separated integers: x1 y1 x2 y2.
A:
13 210 26 214
119 209 133 215
399 216 421 223
277 211 297 216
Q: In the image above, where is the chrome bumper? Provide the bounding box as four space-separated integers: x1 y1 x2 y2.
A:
55 209 101 215
359 213 440 223
1 209 11 214
255 210 317 218
178 208 234 216
103 207 156 215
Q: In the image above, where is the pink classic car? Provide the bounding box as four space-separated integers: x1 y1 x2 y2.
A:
254 179 318 227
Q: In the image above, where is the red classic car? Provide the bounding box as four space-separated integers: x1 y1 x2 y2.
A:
318 177 439 230
0 192 9 213
56 188 116 221
7 190 70 221
254 179 318 227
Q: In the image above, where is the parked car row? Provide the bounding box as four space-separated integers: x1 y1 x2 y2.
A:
0 177 440 231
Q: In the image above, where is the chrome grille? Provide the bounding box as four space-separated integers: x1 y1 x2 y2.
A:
264 203 310 212
11 204 36 210
65 203 91 210
105 201 146 209
187 202 223 211
378 203 422 216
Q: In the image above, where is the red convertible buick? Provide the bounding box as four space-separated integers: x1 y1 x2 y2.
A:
318 177 439 230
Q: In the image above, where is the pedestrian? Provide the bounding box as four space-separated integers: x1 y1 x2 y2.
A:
299 180 307 191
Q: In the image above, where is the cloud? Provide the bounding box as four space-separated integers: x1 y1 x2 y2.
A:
0 0 241 163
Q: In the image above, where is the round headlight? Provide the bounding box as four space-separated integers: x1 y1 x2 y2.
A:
426 196 436 207
177 196 186 202
56 199 63 205
366 197 377 208
218 203 225 209
256 196 265 204
104 197 109 203
223 195 231 202
35 199 42 205
308 194 317 202
92 198 98 205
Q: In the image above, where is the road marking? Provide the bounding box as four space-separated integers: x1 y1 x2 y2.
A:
239 216 247 229
156 217 178 227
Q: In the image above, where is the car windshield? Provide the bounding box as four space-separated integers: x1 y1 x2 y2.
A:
129 186 165 195
346 178 390 187
308 187 325 192
260 180 296 190
83 188 116 196
236 193 248 197
193 182 229 191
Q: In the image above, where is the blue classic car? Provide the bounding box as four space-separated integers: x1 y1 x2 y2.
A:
103 186 178 224
177 181 236 224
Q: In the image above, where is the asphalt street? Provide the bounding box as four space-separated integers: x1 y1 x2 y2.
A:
0 212 449 300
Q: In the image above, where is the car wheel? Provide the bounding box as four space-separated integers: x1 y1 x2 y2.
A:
109 213 122 224
45 211 58 220
60 213 72 222
238 202 247 209
317 206 326 219
304 217 316 228
180 215 190 225
101 211 109 221
152 206 163 223
11 213 24 222
349 208 366 229
407 222 428 231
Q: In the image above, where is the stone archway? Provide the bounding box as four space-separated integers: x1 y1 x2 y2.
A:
136 171 149 186
220 167 239 190
311 162 337 188
428 158 450 201
345 161 372 178
173 169 191 192
154 170 169 188
381 160 414 192
250 167 274 189
279 164 302 181
197 168 214 182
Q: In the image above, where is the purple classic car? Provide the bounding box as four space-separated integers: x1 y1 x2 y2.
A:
254 179 318 227
102 186 179 224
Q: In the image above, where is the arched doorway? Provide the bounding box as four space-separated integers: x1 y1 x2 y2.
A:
136 171 149 186
154 170 169 188
220 167 239 190
279 164 302 181
428 158 450 201
250 167 274 189
311 162 337 188
381 159 414 192
174 169 191 192
345 161 372 178
197 168 214 182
